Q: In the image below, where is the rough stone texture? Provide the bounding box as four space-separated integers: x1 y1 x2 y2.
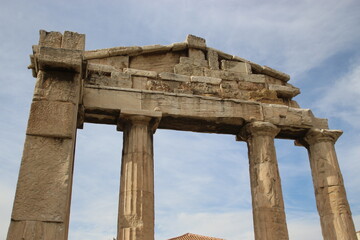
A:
130 51 185 73
8 30 81 240
240 122 289 240
26 101 76 138
84 46 142 60
158 72 190 82
262 66 290 82
268 84 300 98
61 31 85 50
118 113 160 240
87 62 116 73
188 48 206 60
83 86 328 135
84 86 262 124
243 74 266 83
124 68 157 78
262 104 315 128
190 76 221 85
186 34 206 49
221 60 252 74
141 44 172 54
204 69 242 81
180 57 208 67
132 76 148 90
87 71 132 88
12 136 75 222
207 47 232 60
88 55 129 70
33 70 80 104
38 47 82 72
171 42 188 51
111 72 132 88
174 63 204 76
303 129 357 240
207 49 219 70
81 34 299 107
39 30 62 48
7 220 66 240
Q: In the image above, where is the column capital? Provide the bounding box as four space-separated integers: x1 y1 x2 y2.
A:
304 128 342 145
237 121 280 141
117 109 162 133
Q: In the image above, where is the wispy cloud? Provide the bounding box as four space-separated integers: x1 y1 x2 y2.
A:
314 59 360 127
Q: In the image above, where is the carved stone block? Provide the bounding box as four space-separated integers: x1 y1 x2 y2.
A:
33 70 80 104
39 30 62 48
12 135 74 222
174 63 204 76
61 31 85 50
26 101 76 138
186 34 206 49
207 49 219 70
38 47 82 72
221 60 252 74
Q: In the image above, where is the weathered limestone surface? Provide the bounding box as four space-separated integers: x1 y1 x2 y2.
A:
117 111 161 240
7 220 66 240
186 34 206 50
83 86 327 136
12 136 75 221
303 129 357 240
239 122 289 240
88 56 129 70
221 60 252 74
7 30 83 240
130 51 185 73
26 101 76 138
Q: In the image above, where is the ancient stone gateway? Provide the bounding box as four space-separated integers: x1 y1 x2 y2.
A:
6 30 358 240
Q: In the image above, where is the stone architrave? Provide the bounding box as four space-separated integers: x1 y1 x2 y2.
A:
117 110 161 240
7 30 84 240
239 122 289 240
303 128 357 240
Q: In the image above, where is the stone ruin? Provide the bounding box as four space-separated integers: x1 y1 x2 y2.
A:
6 30 358 240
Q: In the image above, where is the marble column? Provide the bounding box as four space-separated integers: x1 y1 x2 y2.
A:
117 111 161 240
239 121 289 240
7 30 84 240
303 128 357 240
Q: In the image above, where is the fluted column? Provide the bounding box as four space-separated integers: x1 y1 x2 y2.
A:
239 122 289 240
117 110 161 240
303 128 357 240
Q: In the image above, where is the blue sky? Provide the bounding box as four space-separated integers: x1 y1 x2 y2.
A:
1 0 360 239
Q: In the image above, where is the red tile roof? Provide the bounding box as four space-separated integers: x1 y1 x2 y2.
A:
168 233 225 240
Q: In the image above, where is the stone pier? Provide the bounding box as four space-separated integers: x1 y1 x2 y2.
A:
239 122 289 240
7 31 84 240
6 30 358 240
303 128 357 240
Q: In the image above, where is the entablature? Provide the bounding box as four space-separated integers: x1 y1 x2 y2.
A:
28 30 328 139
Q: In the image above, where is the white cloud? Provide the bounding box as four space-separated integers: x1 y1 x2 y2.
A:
314 60 360 127
286 212 322 240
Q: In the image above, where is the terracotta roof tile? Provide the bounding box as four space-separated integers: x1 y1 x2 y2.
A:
168 233 225 240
